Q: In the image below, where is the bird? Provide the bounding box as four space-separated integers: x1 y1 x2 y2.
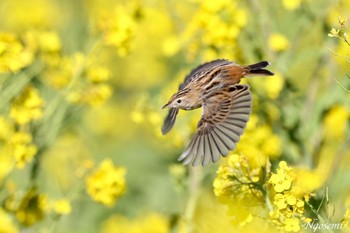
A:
162 59 274 166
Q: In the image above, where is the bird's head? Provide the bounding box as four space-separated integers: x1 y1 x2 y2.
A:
162 93 191 110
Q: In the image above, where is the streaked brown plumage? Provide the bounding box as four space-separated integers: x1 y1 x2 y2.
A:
162 59 273 166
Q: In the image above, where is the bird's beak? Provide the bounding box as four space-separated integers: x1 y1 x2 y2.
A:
162 103 170 109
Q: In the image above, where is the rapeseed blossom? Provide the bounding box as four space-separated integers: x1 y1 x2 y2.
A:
182 0 247 61
86 159 126 207
10 86 44 125
268 33 290 52
15 189 48 226
101 213 170 233
53 199 72 215
323 105 349 140
264 73 285 100
282 0 302 11
0 32 33 73
8 131 38 169
269 161 311 232
97 5 137 56
0 208 18 233
0 0 349 232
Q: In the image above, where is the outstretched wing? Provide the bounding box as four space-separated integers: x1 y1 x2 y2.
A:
179 59 234 90
178 84 252 166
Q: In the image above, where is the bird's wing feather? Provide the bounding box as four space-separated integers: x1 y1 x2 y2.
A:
161 107 179 135
179 59 234 90
178 84 252 166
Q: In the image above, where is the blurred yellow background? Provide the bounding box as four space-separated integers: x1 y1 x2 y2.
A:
0 0 349 232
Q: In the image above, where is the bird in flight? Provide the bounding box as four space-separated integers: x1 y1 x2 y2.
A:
162 59 273 166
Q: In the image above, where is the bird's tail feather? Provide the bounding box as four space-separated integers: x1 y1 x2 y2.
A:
245 61 274 76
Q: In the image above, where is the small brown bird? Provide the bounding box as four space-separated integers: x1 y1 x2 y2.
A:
162 59 273 166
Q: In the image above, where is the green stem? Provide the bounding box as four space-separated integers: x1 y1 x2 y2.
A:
0 62 44 110
184 166 202 233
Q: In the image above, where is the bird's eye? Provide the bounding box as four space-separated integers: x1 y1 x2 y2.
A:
177 99 182 104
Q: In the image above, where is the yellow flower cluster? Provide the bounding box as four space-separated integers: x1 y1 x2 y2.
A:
323 105 349 140
86 159 126 207
213 153 265 226
0 208 18 233
213 156 314 231
10 86 44 125
0 24 116 228
328 17 350 46
269 161 293 193
0 117 38 172
96 5 138 56
3 184 72 227
214 153 263 200
68 82 113 107
0 32 33 73
182 0 247 60
269 161 311 232
14 188 47 226
8 132 38 169
101 212 170 233
1 29 114 107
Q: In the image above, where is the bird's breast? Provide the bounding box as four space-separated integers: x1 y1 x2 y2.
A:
184 104 201 110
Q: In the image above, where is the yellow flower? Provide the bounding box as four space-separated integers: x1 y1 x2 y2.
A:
101 212 169 233
342 208 350 229
286 194 297 205
328 28 340 38
268 33 290 52
37 31 61 53
99 6 137 56
1 0 61 29
0 208 19 233
42 55 74 89
53 199 71 215
162 36 180 57
182 0 247 61
86 65 111 83
86 159 126 207
10 86 44 125
338 16 348 26
292 167 326 196
264 73 285 99
131 110 145 124
202 0 231 13
15 189 47 226
274 194 287 210
262 135 282 159
0 149 15 181
0 116 14 140
0 32 33 73
284 217 300 232
282 0 301 10
323 105 349 140
269 161 293 192
86 84 113 106
8 131 38 169
68 84 113 106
